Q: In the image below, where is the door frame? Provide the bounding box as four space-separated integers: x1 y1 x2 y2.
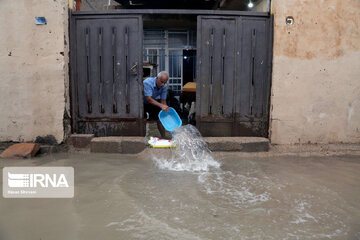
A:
69 10 273 137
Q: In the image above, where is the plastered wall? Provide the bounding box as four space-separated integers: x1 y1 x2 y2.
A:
270 0 360 144
0 0 68 143
1 0 359 145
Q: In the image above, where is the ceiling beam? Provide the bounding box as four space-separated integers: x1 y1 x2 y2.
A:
72 9 270 16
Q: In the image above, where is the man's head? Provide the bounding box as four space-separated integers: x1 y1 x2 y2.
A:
156 71 169 89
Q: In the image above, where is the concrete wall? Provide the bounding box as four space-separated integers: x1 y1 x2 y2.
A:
0 0 68 143
270 0 360 144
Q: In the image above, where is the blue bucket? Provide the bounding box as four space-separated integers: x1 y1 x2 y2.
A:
158 107 182 132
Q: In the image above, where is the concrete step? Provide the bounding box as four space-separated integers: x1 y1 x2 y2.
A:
89 136 269 153
91 137 146 154
204 137 269 152
68 134 94 149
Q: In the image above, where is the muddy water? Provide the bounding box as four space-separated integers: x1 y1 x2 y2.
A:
0 153 359 240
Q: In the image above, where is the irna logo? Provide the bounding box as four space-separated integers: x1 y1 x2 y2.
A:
3 167 74 198
8 172 69 188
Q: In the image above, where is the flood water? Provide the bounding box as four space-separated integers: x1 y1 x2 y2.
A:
0 152 359 240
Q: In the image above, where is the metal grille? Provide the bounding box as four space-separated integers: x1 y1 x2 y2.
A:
143 30 196 96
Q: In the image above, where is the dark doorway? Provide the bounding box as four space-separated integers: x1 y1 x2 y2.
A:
182 49 196 86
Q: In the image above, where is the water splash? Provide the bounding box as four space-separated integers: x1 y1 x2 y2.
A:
153 125 220 172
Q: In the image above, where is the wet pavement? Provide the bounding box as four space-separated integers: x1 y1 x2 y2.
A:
0 152 359 240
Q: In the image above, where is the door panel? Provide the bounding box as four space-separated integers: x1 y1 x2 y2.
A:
237 18 269 120
198 17 236 119
196 16 272 137
72 16 144 136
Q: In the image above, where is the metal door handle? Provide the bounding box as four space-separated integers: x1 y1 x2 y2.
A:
130 63 138 75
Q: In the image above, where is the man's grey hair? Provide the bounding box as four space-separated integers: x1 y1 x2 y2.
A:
157 71 169 79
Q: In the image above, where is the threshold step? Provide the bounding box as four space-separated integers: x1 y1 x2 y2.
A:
204 137 269 152
91 137 145 154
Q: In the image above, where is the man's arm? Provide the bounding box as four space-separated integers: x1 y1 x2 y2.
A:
159 84 169 111
146 96 169 111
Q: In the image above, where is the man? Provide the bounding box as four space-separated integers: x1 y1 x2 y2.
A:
143 71 170 138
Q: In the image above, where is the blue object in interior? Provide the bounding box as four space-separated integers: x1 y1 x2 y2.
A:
158 107 182 132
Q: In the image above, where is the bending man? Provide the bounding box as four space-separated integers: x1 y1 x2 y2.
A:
143 71 170 138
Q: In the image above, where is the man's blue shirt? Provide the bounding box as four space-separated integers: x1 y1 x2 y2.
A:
143 77 168 104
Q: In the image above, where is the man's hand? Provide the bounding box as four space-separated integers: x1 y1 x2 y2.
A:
160 99 169 112
161 104 169 112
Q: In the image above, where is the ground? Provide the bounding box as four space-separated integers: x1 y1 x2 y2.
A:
0 151 359 239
